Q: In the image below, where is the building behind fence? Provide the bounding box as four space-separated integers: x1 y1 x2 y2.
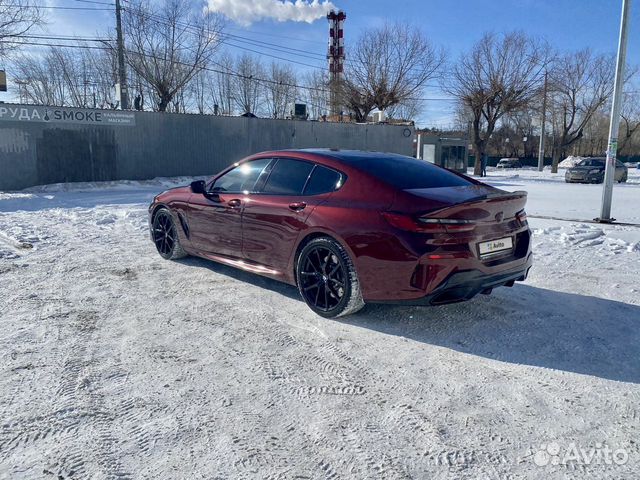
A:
0 104 415 191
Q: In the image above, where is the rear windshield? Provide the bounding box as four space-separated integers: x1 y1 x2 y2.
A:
345 154 473 189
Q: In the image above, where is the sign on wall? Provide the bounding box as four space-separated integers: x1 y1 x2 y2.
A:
0 105 135 126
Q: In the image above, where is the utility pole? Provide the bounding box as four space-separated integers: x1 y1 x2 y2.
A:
598 0 631 223
115 0 129 110
537 71 548 172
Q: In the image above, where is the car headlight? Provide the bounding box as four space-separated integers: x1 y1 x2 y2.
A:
589 169 602 174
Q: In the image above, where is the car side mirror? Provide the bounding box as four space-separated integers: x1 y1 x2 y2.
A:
190 180 206 194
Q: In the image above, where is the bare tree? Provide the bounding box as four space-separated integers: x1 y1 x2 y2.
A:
490 110 537 158
452 103 474 132
619 92 640 155
301 70 329 120
187 70 206 114
548 50 614 172
0 0 44 55
89 49 120 109
264 62 297 119
385 98 423 122
49 48 96 108
14 50 66 106
14 46 117 108
122 0 223 111
569 110 608 157
232 53 265 115
342 22 443 122
446 32 548 175
210 52 235 115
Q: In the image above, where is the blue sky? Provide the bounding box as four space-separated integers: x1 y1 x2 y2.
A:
10 0 640 126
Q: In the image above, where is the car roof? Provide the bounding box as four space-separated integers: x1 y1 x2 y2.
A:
263 148 412 163
248 149 411 167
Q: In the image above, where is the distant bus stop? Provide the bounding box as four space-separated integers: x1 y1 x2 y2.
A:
419 133 468 173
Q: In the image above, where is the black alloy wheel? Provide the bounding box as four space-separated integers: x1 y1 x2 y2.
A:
299 245 346 312
153 209 186 260
296 237 364 318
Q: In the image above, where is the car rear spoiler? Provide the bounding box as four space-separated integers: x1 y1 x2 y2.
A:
449 190 527 207
426 190 528 220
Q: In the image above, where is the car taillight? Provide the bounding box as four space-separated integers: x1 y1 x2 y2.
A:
417 217 475 232
516 209 527 225
381 212 475 233
380 212 421 231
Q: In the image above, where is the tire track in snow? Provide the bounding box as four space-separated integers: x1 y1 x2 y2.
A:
44 306 132 480
0 230 33 258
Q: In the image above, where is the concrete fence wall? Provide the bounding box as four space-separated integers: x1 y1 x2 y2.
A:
0 104 415 191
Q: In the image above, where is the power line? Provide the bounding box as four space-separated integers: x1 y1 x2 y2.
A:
121 7 328 69
0 2 112 10
224 25 326 46
19 34 110 42
3 39 458 103
121 7 444 83
221 40 325 69
223 32 326 61
2 40 108 50
72 0 114 5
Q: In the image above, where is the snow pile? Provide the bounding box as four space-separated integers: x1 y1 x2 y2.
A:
557 156 584 168
22 176 207 194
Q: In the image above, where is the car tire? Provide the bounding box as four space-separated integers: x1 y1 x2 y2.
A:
296 237 364 318
619 175 627 183
152 208 188 260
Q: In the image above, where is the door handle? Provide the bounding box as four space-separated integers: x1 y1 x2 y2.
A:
289 202 307 212
227 199 242 208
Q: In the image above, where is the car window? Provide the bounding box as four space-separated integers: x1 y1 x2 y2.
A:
262 159 314 195
211 158 271 193
579 159 604 167
303 165 344 195
345 155 473 189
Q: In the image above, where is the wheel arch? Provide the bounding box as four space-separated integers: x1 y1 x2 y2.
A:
290 229 356 286
150 203 170 224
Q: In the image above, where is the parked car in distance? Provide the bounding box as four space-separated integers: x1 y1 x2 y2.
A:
496 158 522 169
565 157 628 184
149 149 532 318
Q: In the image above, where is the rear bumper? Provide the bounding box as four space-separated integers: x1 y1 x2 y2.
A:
357 224 533 303
375 254 532 306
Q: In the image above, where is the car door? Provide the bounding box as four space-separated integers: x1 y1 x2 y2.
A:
242 158 344 270
187 158 272 257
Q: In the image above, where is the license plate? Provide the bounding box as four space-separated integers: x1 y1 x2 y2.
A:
478 237 513 257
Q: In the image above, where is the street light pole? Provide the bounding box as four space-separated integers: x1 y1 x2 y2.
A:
115 0 129 110
538 71 548 172
597 0 632 223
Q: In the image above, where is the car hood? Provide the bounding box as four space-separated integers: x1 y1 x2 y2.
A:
155 185 192 202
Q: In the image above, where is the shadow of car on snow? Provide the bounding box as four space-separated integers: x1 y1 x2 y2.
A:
179 256 640 384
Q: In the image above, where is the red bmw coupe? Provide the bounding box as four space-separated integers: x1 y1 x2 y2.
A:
149 149 532 317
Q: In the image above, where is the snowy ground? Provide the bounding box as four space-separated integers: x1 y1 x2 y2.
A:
0 168 639 479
